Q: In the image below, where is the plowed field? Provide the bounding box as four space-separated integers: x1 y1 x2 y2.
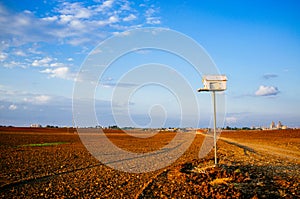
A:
0 127 299 198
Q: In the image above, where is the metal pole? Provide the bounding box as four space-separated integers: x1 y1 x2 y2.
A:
212 91 217 165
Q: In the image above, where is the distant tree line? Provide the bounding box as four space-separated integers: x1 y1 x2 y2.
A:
108 125 120 129
0 125 14 127
46 125 59 128
223 126 261 130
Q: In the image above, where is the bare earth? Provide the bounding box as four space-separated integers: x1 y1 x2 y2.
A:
0 127 299 198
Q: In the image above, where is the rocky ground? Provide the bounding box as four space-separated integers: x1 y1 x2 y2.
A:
0 127 299 198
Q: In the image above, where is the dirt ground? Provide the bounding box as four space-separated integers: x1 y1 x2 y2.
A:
0 127 299 198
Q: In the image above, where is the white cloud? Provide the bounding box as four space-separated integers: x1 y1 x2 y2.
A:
0 53 7 61
67 57 73 61
97 15 119 26
35 95 51 104
109 15 119 23
59 14 73 24
90 48 102 55
0 0 160 71
28 45 42 55
0 1 161 49
98 15 119 26
9 104 17 110
23 10 32 14
74 7 92 19
123 14 136 22
3 61 27 68
69 19 85 29
145 7 161 25
145 7 155 16
255 85 280 96
146 17 161 24
42 16 58 22
40 67 70 79
0 6 45 45
50 62 65 67
24 95 51 104
67 37 91 46
96 0 114 12
14 50 26 56
0 40 10 51
58 2 92 19
0 88 56 106
120 1 131 11
32 57 52 67
0 89 17 97
225 116 237 124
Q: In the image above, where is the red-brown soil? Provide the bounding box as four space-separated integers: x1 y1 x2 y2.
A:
0 127 299 198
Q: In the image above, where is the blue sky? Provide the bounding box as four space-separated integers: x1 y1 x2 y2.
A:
0 0 299 127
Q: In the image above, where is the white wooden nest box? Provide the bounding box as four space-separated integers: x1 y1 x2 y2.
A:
198 75 227 92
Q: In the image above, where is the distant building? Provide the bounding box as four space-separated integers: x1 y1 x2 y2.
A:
282 125 288 129
277 121 282 129
269 121 288 130
270 121 276 129
30 124 42 128
166 128 178 132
